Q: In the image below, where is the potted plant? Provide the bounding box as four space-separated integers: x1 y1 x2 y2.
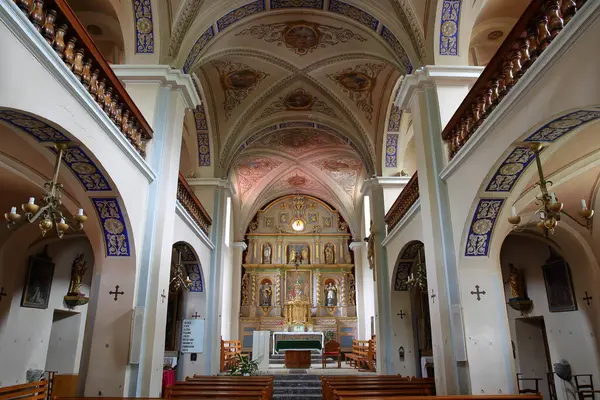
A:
228 354 259 376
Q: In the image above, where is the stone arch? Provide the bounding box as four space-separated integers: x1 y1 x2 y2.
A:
392 240 425 291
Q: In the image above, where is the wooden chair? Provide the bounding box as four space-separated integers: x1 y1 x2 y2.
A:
574 374 595 400
322 339 342 369
0 380 48 400
516 373 541 394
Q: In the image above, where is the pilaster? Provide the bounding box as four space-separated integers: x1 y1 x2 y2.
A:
350 241 372 341
111 65 198 397
230 242 247 341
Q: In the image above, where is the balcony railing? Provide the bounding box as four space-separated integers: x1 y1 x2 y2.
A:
177 173 212 236
442 0 587 159
12 0 153 157
385 174 419 233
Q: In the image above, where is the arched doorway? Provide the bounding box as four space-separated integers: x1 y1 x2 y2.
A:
391 240 432 378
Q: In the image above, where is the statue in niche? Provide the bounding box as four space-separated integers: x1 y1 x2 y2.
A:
289 246 297 264
260 280 272 306
301 247 309 264
241 273 250 305
325 281 338 307
67 253 87 295
263 243 272 264
324 244 335 264
508 264 526 299
367 220 375 270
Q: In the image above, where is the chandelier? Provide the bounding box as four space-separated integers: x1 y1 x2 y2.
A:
170 248 192 293
406 250 427 291
508 142 594 235
4 143 87 238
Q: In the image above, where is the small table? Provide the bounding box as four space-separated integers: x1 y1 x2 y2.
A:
285 350 311 368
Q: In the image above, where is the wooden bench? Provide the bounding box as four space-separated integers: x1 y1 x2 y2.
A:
166 376 274 400
344 340 369 368
220 338 242 372
1 380 48 400
321 376 434 400
345 396 543 400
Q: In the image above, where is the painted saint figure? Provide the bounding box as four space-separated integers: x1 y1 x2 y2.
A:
289 246 297 264
260 281 272 306
324 244 334 264
68 253 87 295
301 247 309 264
263 244 272 264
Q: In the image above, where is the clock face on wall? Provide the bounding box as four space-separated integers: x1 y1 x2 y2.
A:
291 219 305 232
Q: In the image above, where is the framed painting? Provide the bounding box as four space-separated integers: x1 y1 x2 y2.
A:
285 270 311 302
21 249 55 309
542 254 577 312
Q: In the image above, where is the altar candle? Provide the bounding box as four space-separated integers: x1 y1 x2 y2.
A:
77 208 84 216
582 199 587 209
28 197 35 204
550 192 556 203
511 206 517 217
60 218 66 224
10 206 16 214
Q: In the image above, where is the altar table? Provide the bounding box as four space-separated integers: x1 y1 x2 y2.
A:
272 331 324 355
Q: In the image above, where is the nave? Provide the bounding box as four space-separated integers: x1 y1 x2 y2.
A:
1 0 600 399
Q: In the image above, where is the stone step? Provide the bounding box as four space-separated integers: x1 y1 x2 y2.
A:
273 395 322 400
274 374 320 381
274 387 322 394
274 380 321 387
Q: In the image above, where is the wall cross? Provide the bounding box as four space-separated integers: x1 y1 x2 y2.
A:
0 287 6 302
109 285 124 301
470 285 486 301
192 312 200 319
397 310 406 319
430 290 436 304
583 291 593 306
161 289 167 304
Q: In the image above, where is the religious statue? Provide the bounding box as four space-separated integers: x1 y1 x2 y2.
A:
263 243 272 264
248 218 259 232
289 246 297 264
367 220 375 270
260 281 272 306
241 273 250 305
292 195 305 217
508 264 526 299
67 253 87 295
301 247 309 264
324 244 335 264
325 282 338 307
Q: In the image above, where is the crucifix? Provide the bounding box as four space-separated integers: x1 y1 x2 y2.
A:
109 285 124 301
192 312 201 319
583 291 593 306
470 285 486 301
161 289 167 304
397 310 406 319
430 289 436 304
0 287 6 302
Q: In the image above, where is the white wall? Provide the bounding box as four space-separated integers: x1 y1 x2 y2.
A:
46 311 84 374
501 234 600 400
0 230 93 386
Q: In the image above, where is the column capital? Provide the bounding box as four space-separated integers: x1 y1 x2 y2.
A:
112 65 200 108
186 178 236 196
361 176 410 194
395 65 483 110
232 242 248 250
349 241 364 251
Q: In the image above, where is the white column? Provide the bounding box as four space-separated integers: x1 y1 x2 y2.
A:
111 65 199 397
350 241 371 340
230 242 247 340
397 66 490 394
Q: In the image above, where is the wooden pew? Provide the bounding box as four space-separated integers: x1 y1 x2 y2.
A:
344 340 369 368
56 397 259 400
167 376 274 400
343 396 543 400
220 338 242 372
321 376 434 400
1 380 48 400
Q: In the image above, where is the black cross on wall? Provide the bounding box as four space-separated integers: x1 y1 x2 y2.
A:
470 285 486 301
109 285 124 301
397 310 406 319
583 291 593 306
161 289 167 304
192 312 200 319
430 290 436 304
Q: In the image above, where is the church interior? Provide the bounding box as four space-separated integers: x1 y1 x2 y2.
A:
1 0 599 399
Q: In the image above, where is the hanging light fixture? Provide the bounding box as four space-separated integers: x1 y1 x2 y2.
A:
406 249 427 291
508 142 594 235
170 248 192 293
4 143 87 238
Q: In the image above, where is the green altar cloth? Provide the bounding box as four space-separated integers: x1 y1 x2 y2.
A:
275 340 322 352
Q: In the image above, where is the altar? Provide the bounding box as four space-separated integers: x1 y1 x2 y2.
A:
272 332 324 355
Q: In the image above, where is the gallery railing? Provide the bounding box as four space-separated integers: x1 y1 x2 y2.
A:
177 173 212 236
11 0 153 157
385 174 419 233
442 0 587 160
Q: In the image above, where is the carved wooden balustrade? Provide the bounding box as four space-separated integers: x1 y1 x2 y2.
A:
177 173 212 236
442 0 587 160
12 0 153 157
385 174 419 233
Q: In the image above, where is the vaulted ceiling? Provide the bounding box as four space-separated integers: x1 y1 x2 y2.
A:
170 0 427 235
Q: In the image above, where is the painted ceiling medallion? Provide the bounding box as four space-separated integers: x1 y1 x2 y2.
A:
328 63 385 123
236 156 283 195
212 60 269 120
255 88 338 121
312 156 363 195
236 20 366 55
288 174 308 187
255 129 346 157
